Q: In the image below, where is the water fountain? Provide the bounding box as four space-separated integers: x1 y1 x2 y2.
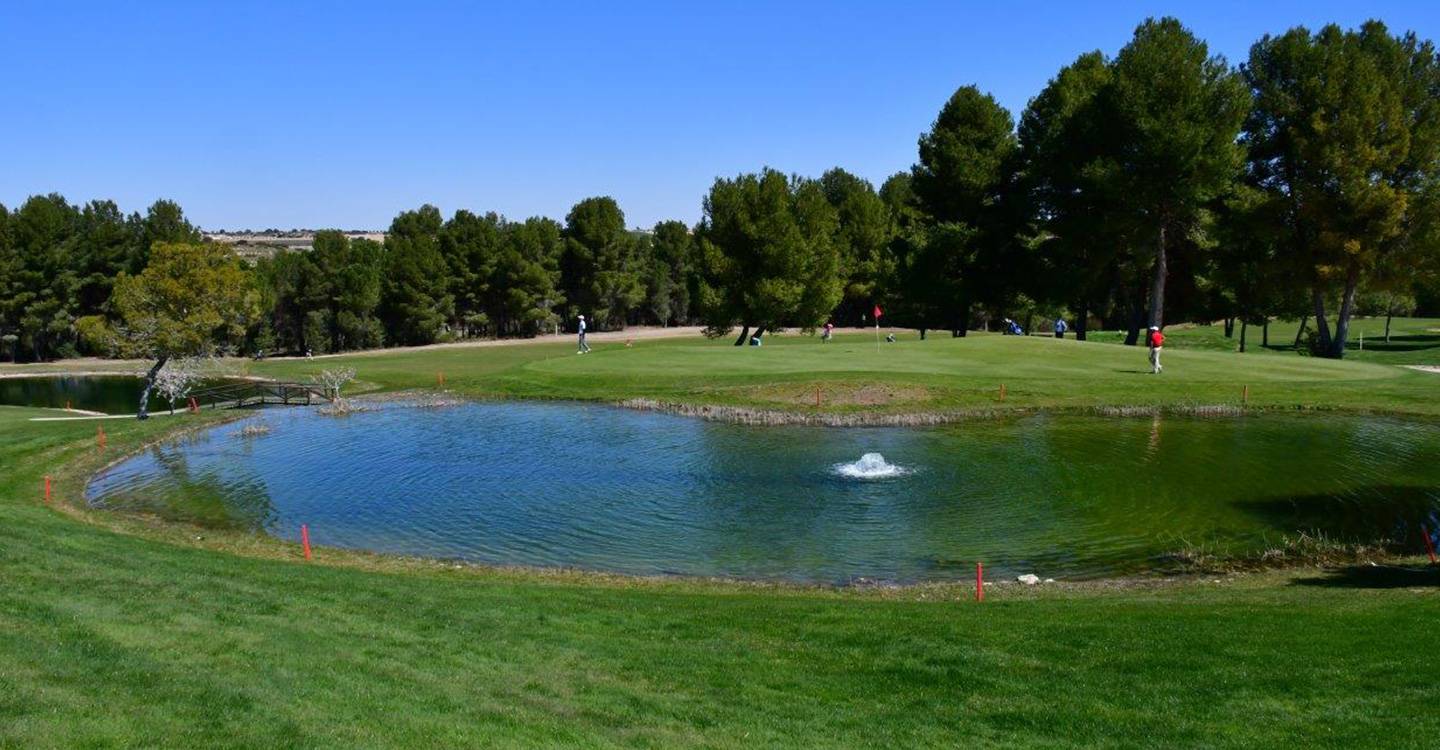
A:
834 452 909 479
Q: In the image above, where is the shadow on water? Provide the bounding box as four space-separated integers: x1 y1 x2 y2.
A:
1235 485 1440 547
1292 564 1440 589
0 375 249 414
91 442 277 530
84 405 1440 583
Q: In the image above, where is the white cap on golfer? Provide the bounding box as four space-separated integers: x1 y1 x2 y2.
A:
1149 325 1159 330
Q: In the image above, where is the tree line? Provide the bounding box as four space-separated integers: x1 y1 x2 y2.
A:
251 197 706 353
2 17 1438 364
692 17 1440 356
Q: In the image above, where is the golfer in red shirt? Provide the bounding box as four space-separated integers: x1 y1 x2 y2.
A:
1148 326 1165 374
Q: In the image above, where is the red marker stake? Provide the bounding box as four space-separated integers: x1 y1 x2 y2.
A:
97 425 106 451
1423 525 1437 565
301 524 312 561
44 475 52 504
976 562 984 602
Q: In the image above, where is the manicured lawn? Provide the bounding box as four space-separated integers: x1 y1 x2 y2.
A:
1 325 1439 746
1088 315 1440 365
237 319 1440 418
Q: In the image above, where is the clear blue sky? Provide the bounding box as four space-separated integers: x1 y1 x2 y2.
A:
3 1 1436 231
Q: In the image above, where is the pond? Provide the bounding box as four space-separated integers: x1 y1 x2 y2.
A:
85 402 1440 583
0 375 237 415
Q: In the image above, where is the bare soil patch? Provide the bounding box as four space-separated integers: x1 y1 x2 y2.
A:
744 381 933 407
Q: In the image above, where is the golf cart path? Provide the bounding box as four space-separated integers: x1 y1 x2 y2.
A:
10 327 709 420
29 410 189 422
0 326 708 377
292 325 706 360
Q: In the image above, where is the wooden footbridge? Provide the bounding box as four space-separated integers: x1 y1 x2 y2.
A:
188 380 335 410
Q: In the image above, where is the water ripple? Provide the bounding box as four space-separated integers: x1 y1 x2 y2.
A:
86 403 1440 583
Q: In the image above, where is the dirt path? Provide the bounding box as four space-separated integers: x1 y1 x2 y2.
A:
29 410 188 422
0 326 710 376
289 325 707 361
0 364 147 378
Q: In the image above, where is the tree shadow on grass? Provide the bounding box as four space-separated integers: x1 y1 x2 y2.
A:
1364 334 1440 343
1257 331 1440 351
1291 564 1439 588
1343 333 1440 353
1357 343 1440 353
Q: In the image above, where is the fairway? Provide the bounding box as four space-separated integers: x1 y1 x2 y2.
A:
236 322 1440 418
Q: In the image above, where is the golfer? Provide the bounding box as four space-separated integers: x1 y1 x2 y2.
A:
1148 325 1164 374
822 321 834 342
1054 318 1068 339
577 314 591 354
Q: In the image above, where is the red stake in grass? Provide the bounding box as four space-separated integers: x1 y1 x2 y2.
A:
976 561 984 602
188 396 199 414
301 524 313 561
1423 525 1437 565
437 372 445 388
815 386 821 408
97 425 106 451
44 475 52 504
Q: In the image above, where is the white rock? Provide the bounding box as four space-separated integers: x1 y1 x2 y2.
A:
1017 573 1041 585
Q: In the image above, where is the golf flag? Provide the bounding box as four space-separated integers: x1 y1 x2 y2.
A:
872 304 882 348
873 304 883 320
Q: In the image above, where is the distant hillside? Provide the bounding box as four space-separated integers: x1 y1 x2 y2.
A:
205 231 386 259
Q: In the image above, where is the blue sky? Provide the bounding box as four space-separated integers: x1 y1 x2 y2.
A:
2 1 1436 231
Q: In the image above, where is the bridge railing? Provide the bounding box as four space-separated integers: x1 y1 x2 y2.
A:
188 381 334 410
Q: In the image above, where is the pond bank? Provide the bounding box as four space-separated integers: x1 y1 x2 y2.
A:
617 397 1403 426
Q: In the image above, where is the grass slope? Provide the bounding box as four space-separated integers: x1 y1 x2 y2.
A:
1 323 1439 746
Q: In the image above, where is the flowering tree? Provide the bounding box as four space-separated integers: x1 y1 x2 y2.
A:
152 358 208 414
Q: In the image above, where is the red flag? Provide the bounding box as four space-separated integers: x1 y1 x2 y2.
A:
872 304 883 320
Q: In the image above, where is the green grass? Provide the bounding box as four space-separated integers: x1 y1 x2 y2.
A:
1088 315 1440 365
232 318 1440 419
2 324 1440 746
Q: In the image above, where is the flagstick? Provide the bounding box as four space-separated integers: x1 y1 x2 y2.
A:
871 305 883 350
